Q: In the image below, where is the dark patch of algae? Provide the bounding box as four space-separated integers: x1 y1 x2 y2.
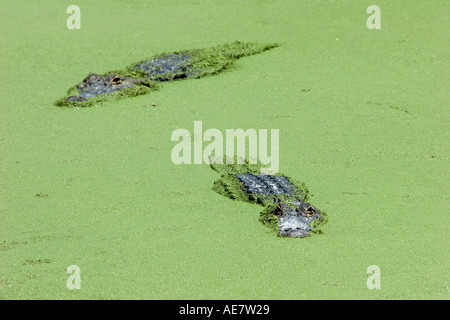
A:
55 41 279 107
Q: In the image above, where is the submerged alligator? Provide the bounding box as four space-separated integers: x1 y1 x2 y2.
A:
55 41 279 107
210 158 327 238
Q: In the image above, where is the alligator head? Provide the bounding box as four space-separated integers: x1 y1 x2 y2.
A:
274 201 323 238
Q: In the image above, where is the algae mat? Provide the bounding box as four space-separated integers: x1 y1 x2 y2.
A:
0 0 448 299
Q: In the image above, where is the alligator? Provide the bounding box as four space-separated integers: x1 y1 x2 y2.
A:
210 158 327 238
55 41 279 107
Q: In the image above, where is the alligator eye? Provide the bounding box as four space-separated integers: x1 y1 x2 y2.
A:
111 75 122 84
305 205 315 215
275 204 284 215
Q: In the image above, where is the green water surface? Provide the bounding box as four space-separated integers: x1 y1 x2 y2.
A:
0 0 448 299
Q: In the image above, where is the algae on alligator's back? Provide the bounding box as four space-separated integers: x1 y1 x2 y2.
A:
210 158 327 238
55 41 279 107
131 41 279 80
